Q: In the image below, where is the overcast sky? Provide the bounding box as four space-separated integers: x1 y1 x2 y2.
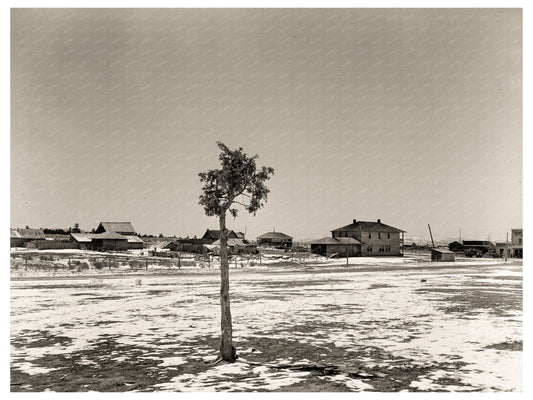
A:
10 8 522 241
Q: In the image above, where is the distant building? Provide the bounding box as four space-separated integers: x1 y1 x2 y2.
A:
494 242 508 258
209 238 257 255
331 219 405 256
10 228 46 247
70 232 129 251
95 222 137 236
431 248 455 262
309 237 362 257
69 221 143 251
201 229 239 244
462 240 495 255
448 241 463 253
257 232 293 247
511 229 523 258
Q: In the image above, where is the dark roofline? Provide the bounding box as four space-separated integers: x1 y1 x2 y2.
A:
331 219 405 233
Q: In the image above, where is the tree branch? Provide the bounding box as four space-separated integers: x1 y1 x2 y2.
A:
232 200 250 208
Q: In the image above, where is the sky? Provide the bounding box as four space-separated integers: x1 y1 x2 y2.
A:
10 8 522 242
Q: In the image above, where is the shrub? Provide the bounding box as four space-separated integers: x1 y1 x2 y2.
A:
92 260 106 270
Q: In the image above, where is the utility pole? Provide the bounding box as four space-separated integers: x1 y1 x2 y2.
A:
346 241 349 267
428 224 435 248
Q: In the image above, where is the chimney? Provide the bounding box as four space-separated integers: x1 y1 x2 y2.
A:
353 219 357 224
377 219 381 223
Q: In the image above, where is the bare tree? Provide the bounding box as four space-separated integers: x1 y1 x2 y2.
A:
199 142 274 362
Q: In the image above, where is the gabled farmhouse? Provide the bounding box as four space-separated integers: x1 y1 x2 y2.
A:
256 231 293 248
330 218 405 256
201 229 239 244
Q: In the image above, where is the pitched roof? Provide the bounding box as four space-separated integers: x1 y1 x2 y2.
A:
70 233 93 243
96 222 136 234
432 248 455 254
212 238 248 247
309 237 362 245
124 235 144 243
202 229 238 240
331 220 405 233
71 232 128 242
11 228 46 240
257 232 293 239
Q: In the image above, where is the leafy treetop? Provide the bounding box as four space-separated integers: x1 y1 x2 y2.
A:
199 142 274 218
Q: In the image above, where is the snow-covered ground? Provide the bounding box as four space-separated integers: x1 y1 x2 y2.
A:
10 258 522 392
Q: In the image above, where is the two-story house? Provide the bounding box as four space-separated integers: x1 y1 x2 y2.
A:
330 219 405 256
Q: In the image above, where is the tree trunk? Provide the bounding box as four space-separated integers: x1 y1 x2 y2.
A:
219 212 236 362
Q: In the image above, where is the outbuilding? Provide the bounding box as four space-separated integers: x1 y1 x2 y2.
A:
431 248 455 262
309 237 362 257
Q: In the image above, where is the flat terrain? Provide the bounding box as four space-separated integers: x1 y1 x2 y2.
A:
10 254 522 392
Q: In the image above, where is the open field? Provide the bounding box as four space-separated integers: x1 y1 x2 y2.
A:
10 253 522 392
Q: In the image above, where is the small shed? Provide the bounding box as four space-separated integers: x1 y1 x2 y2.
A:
431 249 455 262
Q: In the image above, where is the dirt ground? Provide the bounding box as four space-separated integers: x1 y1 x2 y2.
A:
10 254 522 392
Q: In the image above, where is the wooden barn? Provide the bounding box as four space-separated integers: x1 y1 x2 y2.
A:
201 229 239 244
70 232 129 251
257 231 293 248
95 222 137 235
331 219 405 256
93 222 143 249
91 232 129 251
431 248 455 262
10 228 46 247
309 237 362 257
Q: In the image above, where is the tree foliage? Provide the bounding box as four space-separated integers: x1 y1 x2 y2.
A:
199 142 275 218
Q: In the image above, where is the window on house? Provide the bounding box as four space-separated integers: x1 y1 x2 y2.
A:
387 233 390 239
368 232 372 239
367 246 372 253
378 232 381 239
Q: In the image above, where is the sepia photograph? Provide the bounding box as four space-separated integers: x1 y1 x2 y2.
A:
9 5 524 393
